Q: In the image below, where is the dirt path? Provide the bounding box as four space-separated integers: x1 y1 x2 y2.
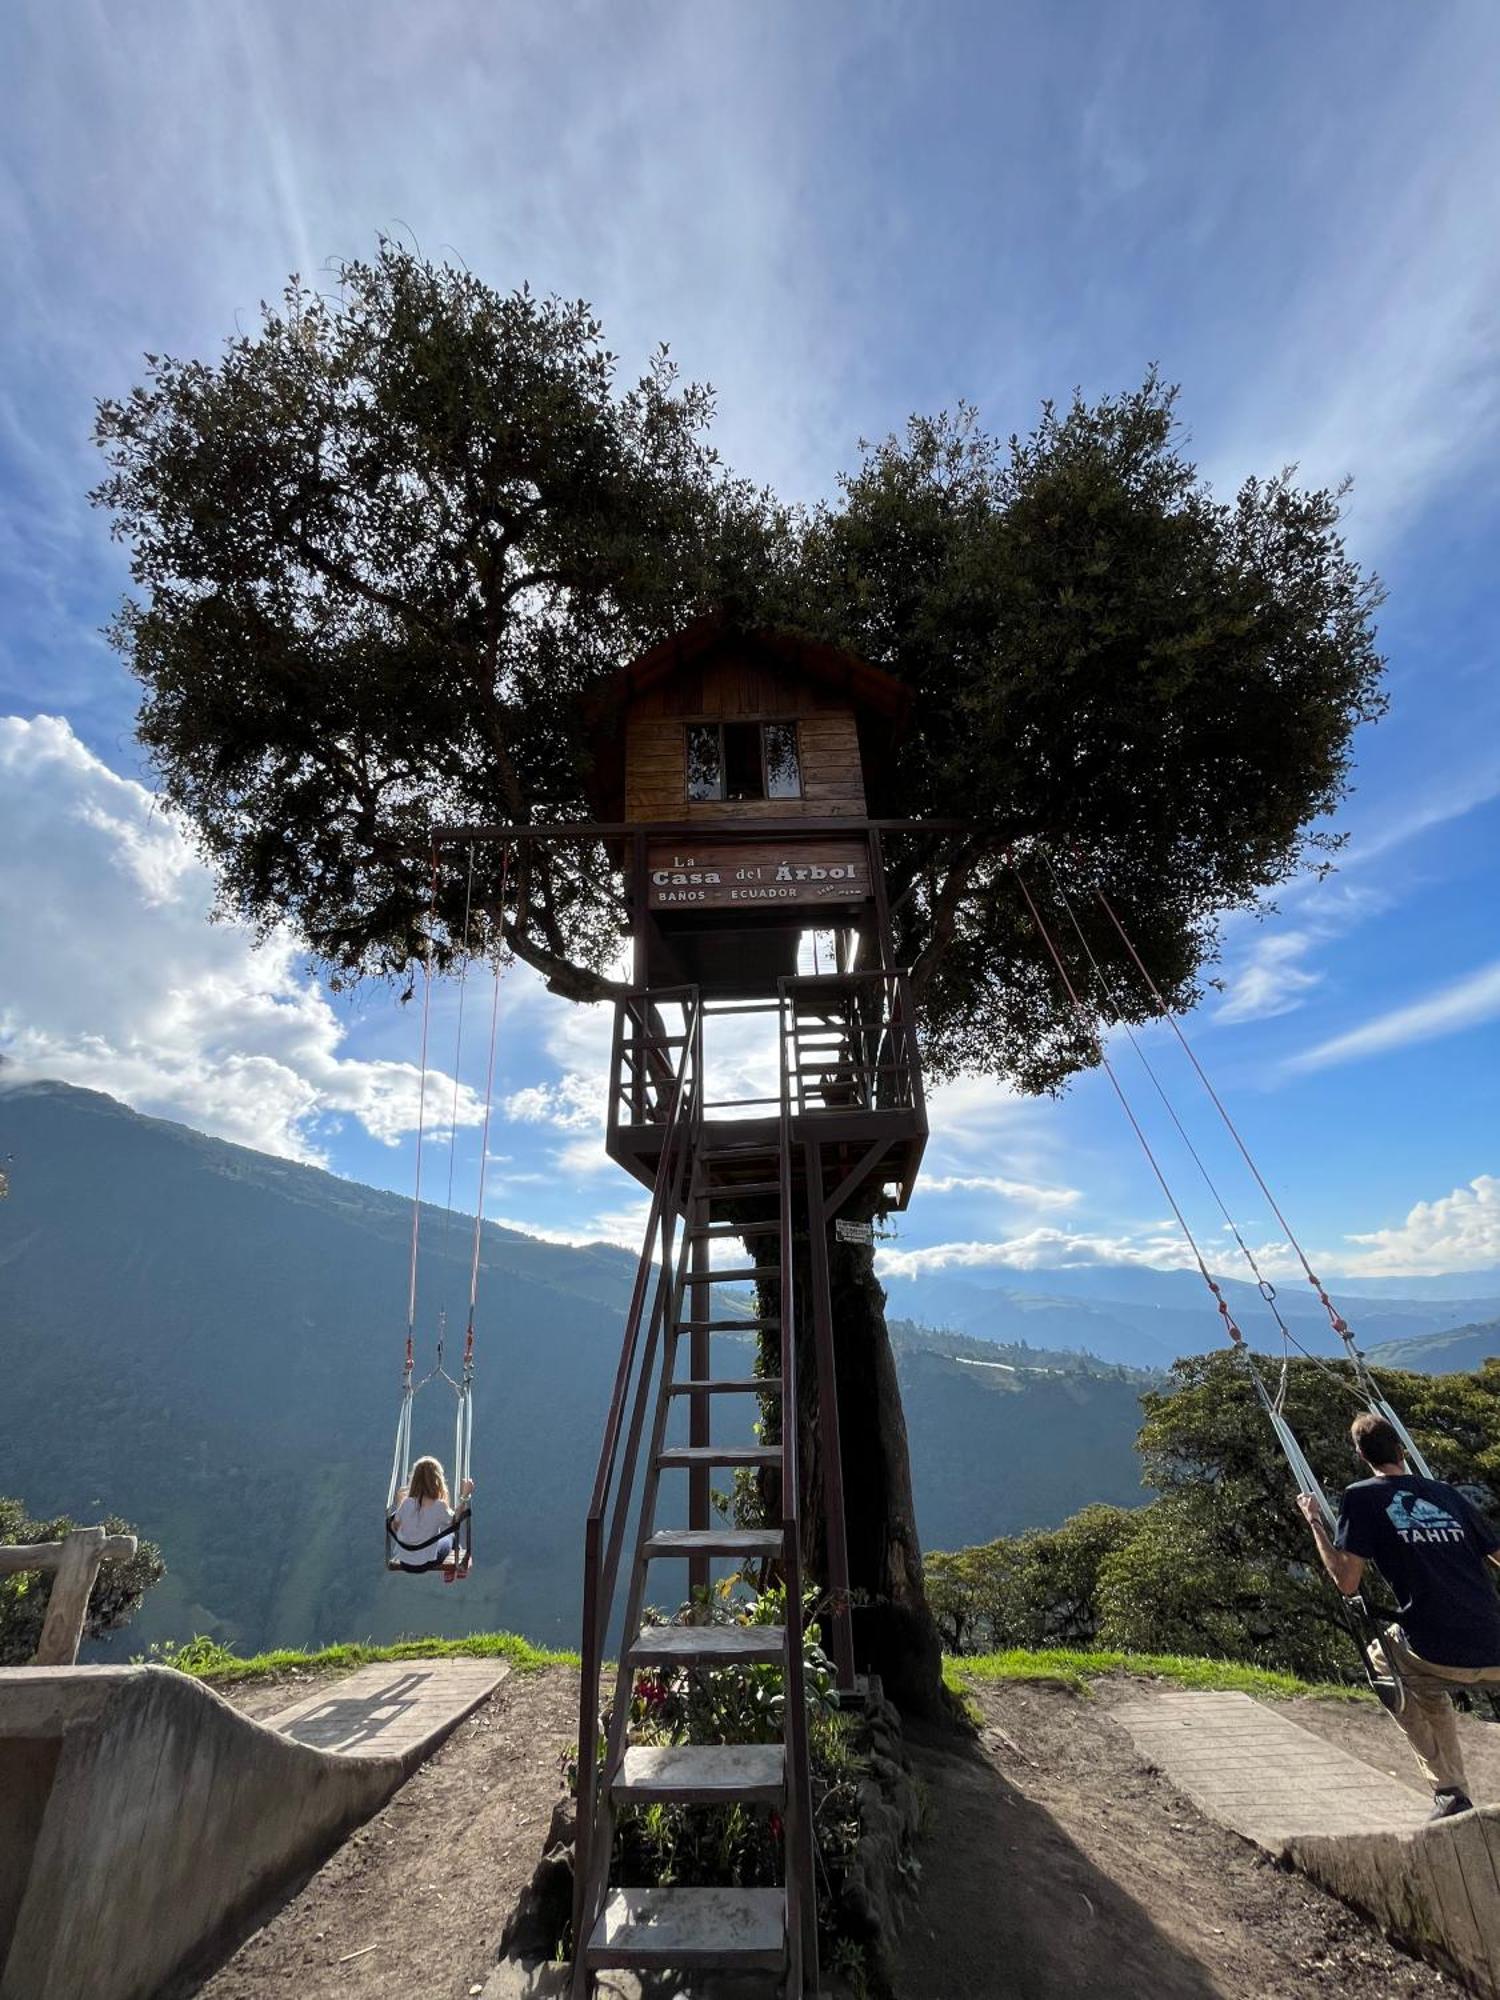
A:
1281 1688 1500 1802
195 1665 578 2000
894 1677 1454 2000
192 1665 1481 1998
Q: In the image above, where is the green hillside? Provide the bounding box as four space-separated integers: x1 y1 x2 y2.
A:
1366 1320 1500 1374
0 1082 1155 1656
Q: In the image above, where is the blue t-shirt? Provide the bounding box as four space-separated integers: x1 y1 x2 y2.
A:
1336 1473 1500 1668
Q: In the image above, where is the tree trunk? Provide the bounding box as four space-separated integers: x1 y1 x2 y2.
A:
757 1205 945 1721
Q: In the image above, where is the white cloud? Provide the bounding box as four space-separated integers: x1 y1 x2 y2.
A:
490 1200 650 1252
876 1225 1198 1279
919 1173 1081 1208
1287 960 1500 1074
1342 1175 1500 1277
1214 884 1390 1028
0 715 481 1163
1215 931 1324 1025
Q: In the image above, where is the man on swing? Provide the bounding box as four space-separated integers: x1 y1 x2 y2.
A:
1299 1411 1500 1819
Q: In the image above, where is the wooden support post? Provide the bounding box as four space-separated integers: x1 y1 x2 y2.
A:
0 1528 138 1666
689 1191 711 1599
803 1141 857 1691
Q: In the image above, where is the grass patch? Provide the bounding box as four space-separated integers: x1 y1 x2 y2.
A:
147 1630 579 1684
946 1647 1369 1702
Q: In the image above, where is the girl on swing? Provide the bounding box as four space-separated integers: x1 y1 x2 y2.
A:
388 1457 475 1581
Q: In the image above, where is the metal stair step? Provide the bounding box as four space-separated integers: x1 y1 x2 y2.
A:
613 1742 785 1805
687 1266 779 1283
690 1219 781 1238
645 1528 782 1559
704 1179 783 1198
629 1624 786 1667
669 1377 783 1396
657 1444 783 1469
586 1886 786 1971
677 1317 779 1332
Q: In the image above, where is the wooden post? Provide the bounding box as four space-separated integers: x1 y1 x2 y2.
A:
803 1141 857 1690
0 1529 138 1666
688 1190 711 1599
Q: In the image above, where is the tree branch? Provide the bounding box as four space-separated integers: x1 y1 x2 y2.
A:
501 919 626 1003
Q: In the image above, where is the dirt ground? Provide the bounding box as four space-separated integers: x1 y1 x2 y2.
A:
197 1665 579 2000
893 1676 1468 2000
191 1664 1490 2000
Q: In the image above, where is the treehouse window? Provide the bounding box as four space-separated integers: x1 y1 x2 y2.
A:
685 721 803 802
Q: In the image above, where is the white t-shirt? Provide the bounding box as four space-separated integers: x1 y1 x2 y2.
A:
390 1495 455 1561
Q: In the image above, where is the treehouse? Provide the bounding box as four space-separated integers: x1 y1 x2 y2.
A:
583 616 928 1204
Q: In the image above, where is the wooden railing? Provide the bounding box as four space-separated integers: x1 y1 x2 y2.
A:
573 993 703 1958
0 1527 138 1665
777 997 818 1989
780 968 924 1120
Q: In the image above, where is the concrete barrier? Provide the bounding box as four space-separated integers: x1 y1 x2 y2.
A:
1288 1806 1500 1998
0 1665 410 2000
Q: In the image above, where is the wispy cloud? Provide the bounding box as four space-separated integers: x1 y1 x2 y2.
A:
1287 960 1500 1074
1215 931 1325 1026
919 1173 1081 1208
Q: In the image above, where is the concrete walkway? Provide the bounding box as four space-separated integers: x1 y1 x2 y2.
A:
1112 1689 1429 1848
1114 1689 1500 1998
268 1658 510 1765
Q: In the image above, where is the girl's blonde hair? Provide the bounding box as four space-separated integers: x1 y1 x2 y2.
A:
407 1456 450 1505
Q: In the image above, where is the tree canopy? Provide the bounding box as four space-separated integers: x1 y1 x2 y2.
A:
94 241 1386 1089
931 1354 1500 1682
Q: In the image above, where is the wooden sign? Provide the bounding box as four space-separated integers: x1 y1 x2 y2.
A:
645 839 871 911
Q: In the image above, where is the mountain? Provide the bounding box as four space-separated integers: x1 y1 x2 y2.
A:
1366 1321 1500 1375
881 1263 1500 1372
0 1082 1159 1656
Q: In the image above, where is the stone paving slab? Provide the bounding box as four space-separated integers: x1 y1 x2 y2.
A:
1112 1690 1430 1850
267 1658 509 1769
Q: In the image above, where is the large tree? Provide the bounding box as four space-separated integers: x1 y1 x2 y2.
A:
93 242 1386 1713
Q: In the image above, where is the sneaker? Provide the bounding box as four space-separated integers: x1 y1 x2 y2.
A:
1428 1789 1473 1821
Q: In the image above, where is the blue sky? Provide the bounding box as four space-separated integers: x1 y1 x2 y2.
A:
2 1 1498 1289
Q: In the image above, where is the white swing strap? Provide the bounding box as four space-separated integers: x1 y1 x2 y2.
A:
386 1376 414 1516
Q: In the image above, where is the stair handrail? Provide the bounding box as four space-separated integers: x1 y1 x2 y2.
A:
778 991 819 1993
574 987 702 1959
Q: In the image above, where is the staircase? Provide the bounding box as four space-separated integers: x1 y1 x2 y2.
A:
572 993 818 1997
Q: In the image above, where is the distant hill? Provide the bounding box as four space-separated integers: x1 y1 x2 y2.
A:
0 1083 1159 1656
1366 1321 1500 1375
882 1262 1500 1372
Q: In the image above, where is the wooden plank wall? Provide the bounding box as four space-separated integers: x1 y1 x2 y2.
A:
624 654 867 824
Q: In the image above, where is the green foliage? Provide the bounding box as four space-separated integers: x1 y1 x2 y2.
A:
141 1629 577 1682
92 241 791 999
94 250 1386 1087
932 1354 1500 1684
947 1647 1364 1701
926 1503 1140 1653
0 1497 164 1665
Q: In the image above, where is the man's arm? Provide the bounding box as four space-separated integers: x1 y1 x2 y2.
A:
1296 1492 1366 1595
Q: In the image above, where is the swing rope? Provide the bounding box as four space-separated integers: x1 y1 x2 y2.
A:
386 842 510 1562
430 843 479 1386
1016 854 1411 1707
1077 860 1431 1475
1040 851 1304 1364
389 847 443 1519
